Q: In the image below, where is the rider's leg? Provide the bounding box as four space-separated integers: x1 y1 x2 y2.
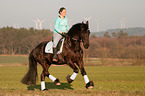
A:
53 32 62 61
53 48 58 61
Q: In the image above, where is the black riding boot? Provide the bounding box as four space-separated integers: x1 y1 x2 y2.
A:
53 48 58 61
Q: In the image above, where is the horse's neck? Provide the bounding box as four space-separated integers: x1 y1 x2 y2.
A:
71 40 80 48
66 29 82 51
65 35 81 52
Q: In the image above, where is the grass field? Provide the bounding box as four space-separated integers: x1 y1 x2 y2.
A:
0 55 28 66
0 55 145 95
0 66 145 96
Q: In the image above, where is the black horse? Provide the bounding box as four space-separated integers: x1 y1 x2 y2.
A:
21 21 94 90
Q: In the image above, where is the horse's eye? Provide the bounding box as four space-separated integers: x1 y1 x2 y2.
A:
81 28 84 30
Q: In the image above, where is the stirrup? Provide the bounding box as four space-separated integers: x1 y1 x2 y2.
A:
53 55 58 62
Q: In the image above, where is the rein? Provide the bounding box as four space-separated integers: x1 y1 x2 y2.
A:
68 36 82 42
54 29 82 42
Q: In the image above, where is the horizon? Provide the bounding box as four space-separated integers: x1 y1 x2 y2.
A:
1 25 145 33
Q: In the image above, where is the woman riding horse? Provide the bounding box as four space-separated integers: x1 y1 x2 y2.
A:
21 21 94 91
53 7 70 61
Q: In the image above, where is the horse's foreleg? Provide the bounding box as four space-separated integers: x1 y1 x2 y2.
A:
76 61 94 89
66 60 79 83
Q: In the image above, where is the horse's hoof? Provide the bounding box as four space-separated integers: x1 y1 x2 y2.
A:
56 82 61 85
66 75 73 84
88 86 94 89
86 81 94 89
54 79 61 85
42 88 48 91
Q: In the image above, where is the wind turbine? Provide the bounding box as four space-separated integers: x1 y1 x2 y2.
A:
33 20 38 29
17 24 20 29
13 24 16 29
82 16 92 29
39 20 45 30
35 18 45 30
121 18 123 29
36 18 40 22
96 19 99 32
82 16 92 21
121 18 125 29
123 19 125 28
13 24 19 29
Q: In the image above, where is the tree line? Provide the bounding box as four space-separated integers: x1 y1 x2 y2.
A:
87 36 145 59
0 27 145 62
0 27 52 55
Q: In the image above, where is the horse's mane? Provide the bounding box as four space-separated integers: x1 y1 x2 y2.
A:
67 23 82 36
67 23 88 37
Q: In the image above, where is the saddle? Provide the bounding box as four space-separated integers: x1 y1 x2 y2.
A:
45 38 65 54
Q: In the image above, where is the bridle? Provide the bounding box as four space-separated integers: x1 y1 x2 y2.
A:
54 29 90 42
67 29 90 42
69 36 82 42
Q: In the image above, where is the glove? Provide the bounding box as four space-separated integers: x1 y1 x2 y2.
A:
61 32 67 37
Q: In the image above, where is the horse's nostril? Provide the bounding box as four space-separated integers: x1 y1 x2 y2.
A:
84 44 89 49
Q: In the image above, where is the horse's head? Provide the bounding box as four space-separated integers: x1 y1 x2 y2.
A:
67 21 90 49
80 21 90 49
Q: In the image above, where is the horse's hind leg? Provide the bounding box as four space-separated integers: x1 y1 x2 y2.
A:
47 73 61 86
66 60 79 84
76 61 94 89
40 61 50 91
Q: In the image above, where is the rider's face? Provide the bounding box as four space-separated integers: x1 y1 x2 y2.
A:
60 9 66 17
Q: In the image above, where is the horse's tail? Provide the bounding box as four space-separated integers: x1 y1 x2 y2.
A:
21 50 37 86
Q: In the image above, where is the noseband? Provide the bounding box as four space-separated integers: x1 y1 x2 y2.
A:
70 36 82 42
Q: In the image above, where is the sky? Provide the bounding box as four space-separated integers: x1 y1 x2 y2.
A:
0 0 145 32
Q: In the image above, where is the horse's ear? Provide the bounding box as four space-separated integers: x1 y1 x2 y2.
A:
82 21 84 24
86 21 89 27
86 21 89 25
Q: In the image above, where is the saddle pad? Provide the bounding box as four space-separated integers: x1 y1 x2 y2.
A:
45 38 65 54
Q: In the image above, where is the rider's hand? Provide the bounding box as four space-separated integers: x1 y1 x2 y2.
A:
61 32 67 37
59 31 62 34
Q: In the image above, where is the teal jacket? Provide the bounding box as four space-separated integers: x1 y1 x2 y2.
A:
54 16 70 33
